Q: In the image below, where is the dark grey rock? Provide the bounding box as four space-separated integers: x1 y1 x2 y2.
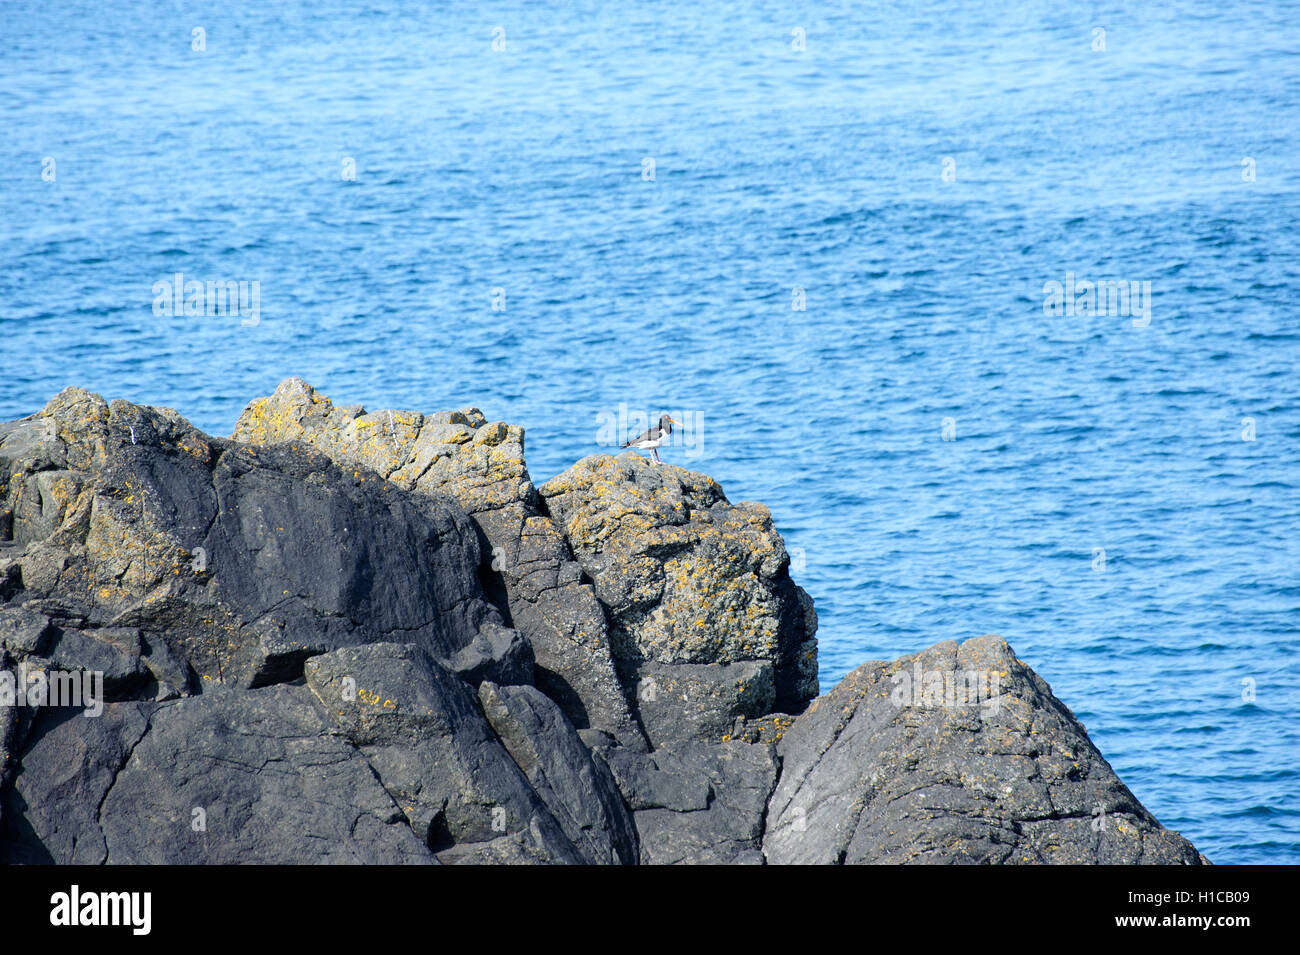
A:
623 660 775 747
0 388 510 693
0 389 1212 867
451 622 534 687
478 681 638 865
0 606 53 656
607 740 778 864
97 686 433 864
578 728 615 750
763 635 1208 865
728 712 799 745
138 629 194 700
0 699 21 833
602 748 711 812
302 642 582 863
540 453 818 740
232 379 645 750
1 702 152 864
34 626 147 699
487 512 647 750
435 828 555 865
3 687 437 864
0 549 21 600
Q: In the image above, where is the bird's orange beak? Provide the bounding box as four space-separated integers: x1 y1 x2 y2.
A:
669 417 680 424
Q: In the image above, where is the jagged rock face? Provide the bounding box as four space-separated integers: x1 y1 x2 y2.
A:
540 453 818 746
232 378 643 749
478 681 639 865
301 642 592 864
0 387 503 691
0 389 623 863
763 635 1207 865
0 386 1208 865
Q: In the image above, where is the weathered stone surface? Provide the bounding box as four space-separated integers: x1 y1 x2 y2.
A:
103 686 436 864
729 712 798 745
1 702 152 864
0 686 448 864
435 829 556 865
602 748 711 812
0 388 1210 866
451 622 534 687
577 728 615 750
34 626 147 699
302 642 582 863
0 694 23 834
623 660 775 748
604 740 778 865
478 681 638 865
0 606 52 656
763 635 1207 865
0 387 508 692
233 378 643 748
540 452 818 739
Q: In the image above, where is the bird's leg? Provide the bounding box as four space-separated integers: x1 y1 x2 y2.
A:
653 448 661 464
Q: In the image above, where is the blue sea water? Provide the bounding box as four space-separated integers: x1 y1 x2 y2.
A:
2 1 1298 864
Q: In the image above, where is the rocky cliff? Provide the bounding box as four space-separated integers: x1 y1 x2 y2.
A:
0 380 1206 864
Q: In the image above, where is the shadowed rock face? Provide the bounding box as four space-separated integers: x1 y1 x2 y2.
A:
0 384 1207 865
0 388 592 863
232 377 643 749
0 387 503 691
300 642 589 864
478 681 638 865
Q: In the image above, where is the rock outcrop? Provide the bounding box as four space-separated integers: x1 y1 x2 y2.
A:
540 453 818 746
0 382 1207 864
232 378 643 749
0 387 507 691
763 636 1207 864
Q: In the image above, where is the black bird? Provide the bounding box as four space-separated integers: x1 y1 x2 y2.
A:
622 413 679 464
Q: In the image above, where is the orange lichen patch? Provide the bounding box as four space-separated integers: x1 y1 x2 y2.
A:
355 687 397 709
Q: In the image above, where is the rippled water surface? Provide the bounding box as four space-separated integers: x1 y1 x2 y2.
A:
3 1 1298 863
